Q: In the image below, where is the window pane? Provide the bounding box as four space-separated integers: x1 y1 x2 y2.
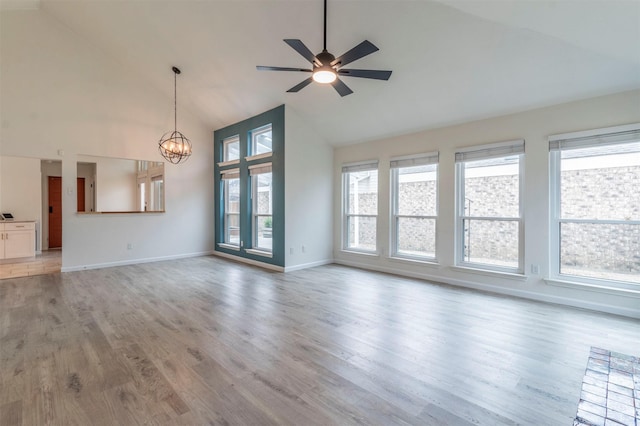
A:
348 170 378 215
150 179 163 211
347 216 376 251
225 213 240 245
397 164 437 216
224 178 240 245
397 217 435 258
560 222 640 283
561 143 640 220
253 172 272 251
255 216 273 251
138 182 146 212
223 136 240 161
252 125 272 155
226 178 240 213
463 155 519 217
462 219 519 268
254 172 272 214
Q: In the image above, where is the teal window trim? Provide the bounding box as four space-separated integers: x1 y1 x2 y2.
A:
214 105 285 267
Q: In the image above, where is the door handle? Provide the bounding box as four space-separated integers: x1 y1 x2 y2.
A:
49 206 53 214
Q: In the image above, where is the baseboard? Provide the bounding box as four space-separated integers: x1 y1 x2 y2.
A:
212 250 284 272
61 251 214 272
334 258 640 319
284 259 333 272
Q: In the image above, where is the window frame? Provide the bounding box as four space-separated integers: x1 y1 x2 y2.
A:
222 135 240 164
250 163 273 253
455 140 525 274
342 161 379 254
221 169 240 248
390 152 439 262
250 124 273 157
548 123 640 291
214 106 284 266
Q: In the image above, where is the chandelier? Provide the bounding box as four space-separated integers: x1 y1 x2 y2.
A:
159 66 192 164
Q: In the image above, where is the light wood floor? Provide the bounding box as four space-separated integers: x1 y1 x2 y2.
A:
0 256 638 425
0 250 62 280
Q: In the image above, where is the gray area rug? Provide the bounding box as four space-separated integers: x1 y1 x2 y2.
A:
574 347 639 426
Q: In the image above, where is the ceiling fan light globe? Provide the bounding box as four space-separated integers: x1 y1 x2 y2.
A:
313 68 337 84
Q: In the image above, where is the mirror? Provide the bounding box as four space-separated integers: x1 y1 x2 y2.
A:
77 155 165 213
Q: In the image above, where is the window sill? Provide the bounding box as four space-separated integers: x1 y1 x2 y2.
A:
545 278 640 298
217 243 240 251
450 265 527 281
245 152 272 162
340 249 379 257
245 248 273 258
218 159 240 168
389 255 440 268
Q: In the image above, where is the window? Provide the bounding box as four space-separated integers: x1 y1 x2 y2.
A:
391 153 438 260
342 161 378 253
136 161 164 212
223 135 240 162
455 140 524 273
137 180 146 212
251 124 272 156
550 124 640 288
150 174 164 211
222 168 240 246
215 106 283 265
250 163 272 252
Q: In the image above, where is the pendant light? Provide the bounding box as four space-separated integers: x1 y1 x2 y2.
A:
158 66 192 164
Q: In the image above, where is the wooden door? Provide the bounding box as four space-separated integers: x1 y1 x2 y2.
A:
48 176 62 248
77 178 85 212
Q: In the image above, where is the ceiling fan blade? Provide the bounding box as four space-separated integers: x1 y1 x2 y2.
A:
338 69 392 80
331 78 353 97
284 39 319 65
287 77 314 93
257 66 312 72
331 40 379 68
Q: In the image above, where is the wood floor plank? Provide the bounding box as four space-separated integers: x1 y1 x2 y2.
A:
0 400 22 426
120 343 190 417
0 255 639 425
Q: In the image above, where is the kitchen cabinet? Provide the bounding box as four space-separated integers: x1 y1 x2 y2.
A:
0 221 36 259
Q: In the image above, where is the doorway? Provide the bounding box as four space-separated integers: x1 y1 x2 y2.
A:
48 176 62 248
77 178 86 212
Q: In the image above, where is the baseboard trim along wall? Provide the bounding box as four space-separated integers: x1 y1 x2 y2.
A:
212 251 285 272
334 258 640 320
284 259 333 273
61 251 214 273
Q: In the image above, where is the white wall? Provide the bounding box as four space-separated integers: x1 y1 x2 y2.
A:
0 156 41 222
284 105 333 270
333 89 640 318
0 9 214 270
0 157 41 251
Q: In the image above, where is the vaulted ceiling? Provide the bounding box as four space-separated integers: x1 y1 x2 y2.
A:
5 0 640 145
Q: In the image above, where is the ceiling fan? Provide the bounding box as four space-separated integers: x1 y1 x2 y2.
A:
256 0 392 97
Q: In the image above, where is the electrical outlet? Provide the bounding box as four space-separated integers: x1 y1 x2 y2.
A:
531 264 540 275
127 243 133 250
290 247 294 255
301 245 306 253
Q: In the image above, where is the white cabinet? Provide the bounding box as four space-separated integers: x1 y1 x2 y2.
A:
1 222 36 259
